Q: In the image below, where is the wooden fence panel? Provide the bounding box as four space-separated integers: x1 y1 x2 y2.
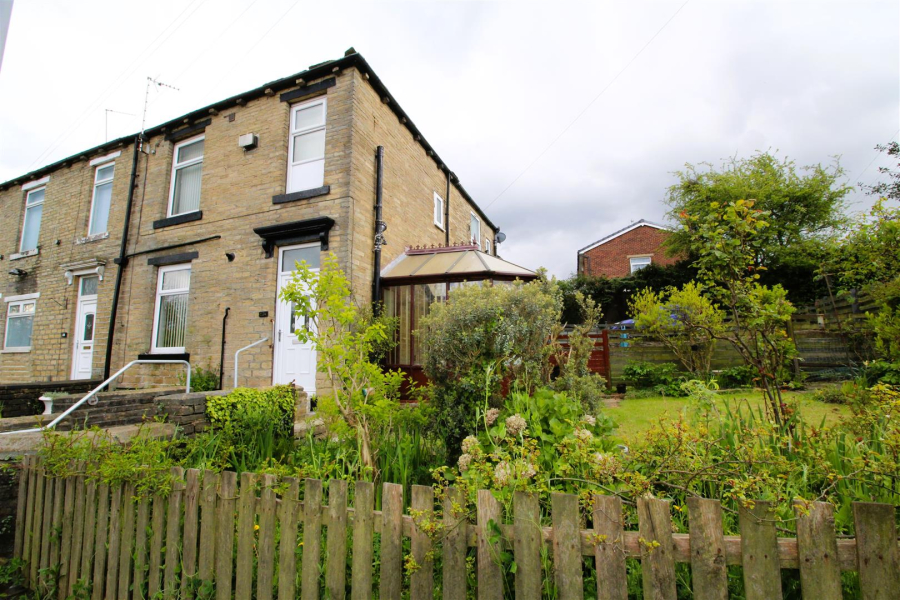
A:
552 492 584 599
132 496 150 600
795 501 842 600
28 465 45 587
104 482 123 600
49 476 64 588
164 468 185 598
326 479 349 600
57 468 76 600
116 483 135 600
687 498 728 600
147 494 165 600
637 497 677 600
91 482 110 600
410 485 434 600
593 494 627 600
302 478 324 600
739 501 782 600
278 477 300 600
476 489 503 600
14 457 29 561
39 476 54 583
20 457 37 584
181 468 200 598
215 471 237 600
256 474 277 600
67 465 87 598
513 491 541 600
379 482 403 600
198 471 218 582
442 486 467 600
235 472 257 600
853 502 900 600
350 481 374 600
79 479 97 589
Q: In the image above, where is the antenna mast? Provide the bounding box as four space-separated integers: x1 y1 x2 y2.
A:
141 76 180 150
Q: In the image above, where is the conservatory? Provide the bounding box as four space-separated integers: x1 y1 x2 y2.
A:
380 243 537 387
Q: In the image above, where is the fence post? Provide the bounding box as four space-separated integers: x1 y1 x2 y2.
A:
79 478 97 591
637 497 677 600
147 493 165 599
256 474 277 600
164 467 185 598
58 468 76 600
90 482 110 600
593 494 627 600
853 502 900 599
552 492 584 599
350 481 375 600
326 479 349 599
28 462 46 588
132 495 150 600
379 482 403 599
13 456 29 562
302 478 324 600
181 469 201 598
442 486 467 600
686 498 728 600
795 501 842 600
410 485 435 600
277 477 300 600
67 462 87 598
214 471 237 600
234 472 256 600
116 482 136 600
197 471 219 582
476 489 503 599
738 501 782 600
513 491 541 600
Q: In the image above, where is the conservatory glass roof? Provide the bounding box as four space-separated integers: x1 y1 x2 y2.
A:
381 245 536 280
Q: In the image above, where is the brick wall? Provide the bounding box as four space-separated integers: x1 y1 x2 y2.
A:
579 225 680 278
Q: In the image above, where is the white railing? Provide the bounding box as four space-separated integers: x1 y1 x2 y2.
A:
0 359 191 435
234 337 269 388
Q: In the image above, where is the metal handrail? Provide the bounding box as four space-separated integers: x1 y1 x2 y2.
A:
0 360 191 436
234 337 269 388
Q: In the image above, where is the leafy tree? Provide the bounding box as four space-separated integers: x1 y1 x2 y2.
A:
629 281 726 378
862 141 900 201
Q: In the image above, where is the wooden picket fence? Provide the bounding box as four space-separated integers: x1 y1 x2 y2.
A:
13 455 900 599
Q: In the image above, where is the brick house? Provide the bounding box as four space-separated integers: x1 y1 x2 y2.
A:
577 219 678 278
0 49 504 395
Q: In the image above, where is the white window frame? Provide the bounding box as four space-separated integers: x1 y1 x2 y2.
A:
167 135 205 217
150 263 192 353
470 212 481 249
484 238 491 255
4 294 38 352
20 187 45 252
629 255 652 273
433 192 444 230
88 162 115 236
287 96 327 193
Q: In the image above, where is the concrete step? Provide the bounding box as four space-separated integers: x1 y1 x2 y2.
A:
0 422 177 459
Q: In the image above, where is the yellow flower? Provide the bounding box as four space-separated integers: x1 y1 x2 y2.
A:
254 524 260 531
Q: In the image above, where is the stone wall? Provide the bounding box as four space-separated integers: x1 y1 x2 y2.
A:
0 379 100 418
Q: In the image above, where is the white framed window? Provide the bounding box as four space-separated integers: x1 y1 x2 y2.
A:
433 192 444 230
470 213 481 249
484 238 491 255
168 135 204 217
287 97 327 193
629 256 652 273
88 163 115 235
4 297 37 351
151 264 191 353
20 187 45 252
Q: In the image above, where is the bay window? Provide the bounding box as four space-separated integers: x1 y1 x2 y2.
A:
151 264 191 353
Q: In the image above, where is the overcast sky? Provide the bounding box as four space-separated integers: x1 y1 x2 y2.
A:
1 0 897 277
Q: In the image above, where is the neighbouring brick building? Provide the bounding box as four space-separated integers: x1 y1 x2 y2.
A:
577 219 678 278
0 49 505 396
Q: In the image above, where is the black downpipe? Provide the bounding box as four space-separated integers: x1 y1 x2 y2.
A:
445 171 451 245
218 307 230 389
102 134 142 381
372 146 385 313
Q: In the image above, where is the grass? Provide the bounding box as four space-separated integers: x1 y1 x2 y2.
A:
606 389 851 441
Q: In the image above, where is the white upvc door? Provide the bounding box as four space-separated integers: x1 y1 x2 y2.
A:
272 244 318 393
71 277 98 380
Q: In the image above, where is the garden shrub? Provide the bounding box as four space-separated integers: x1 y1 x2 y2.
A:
206 385 296 436
622 361 687 396
714 365 756 388
179 363 220 392
549 292 608 411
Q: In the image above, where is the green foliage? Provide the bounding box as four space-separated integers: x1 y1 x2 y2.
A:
862 141 900 202
714 365 756 388
549 292 608 410
630 281 725 377
179 363 220 392
622 361 685 396
206 385 295 436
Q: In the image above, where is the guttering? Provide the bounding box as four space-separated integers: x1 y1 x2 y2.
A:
118 235 222 261
218 307 230 390
372 146 385 312
102 134 142 381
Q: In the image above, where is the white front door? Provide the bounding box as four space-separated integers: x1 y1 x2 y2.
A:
71 276 99 380
272 244 319 393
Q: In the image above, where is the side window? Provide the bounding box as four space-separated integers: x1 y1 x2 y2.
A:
4 298 36 350
433 192 444 230
484 238 492 255
470 213 481 249
287 97 327 193
20 187 45 252
152 264 192 353
629 256 652 273
89 163 114 235
168 136 204 217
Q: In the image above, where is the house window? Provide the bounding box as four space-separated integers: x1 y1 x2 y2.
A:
484 238 491 255
168 135 204 217
433 192 444 230
470 213 481 249
629 256 652 273
287 97 326 193
89 163 114 235
20 187 45 252
151 264 191 353
4 298 36 350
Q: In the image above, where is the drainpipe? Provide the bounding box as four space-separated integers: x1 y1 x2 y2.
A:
445 170 451 245
218 307 230 389
102 133 142 381
372 146 385 313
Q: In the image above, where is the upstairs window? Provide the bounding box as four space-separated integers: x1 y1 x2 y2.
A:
288 97 327 193
470 213 481 249
484 238 492 255
4 298 36 351
629 256 652 273
168 135 204 217
89 163 114 235
20 187 45 252
151 264 191 353
433 192 444 230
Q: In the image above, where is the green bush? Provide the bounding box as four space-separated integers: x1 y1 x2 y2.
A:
622 361 687 396
714 365 756 388
861 359 900 386
179 364 220 392
206 385 296 436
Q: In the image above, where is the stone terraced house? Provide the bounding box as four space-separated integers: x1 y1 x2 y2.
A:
0 49 507 397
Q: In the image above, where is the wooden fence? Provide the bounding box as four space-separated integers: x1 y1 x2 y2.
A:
14 456 900 599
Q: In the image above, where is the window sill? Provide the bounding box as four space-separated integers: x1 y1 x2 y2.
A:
76 232 110 245
1 348 32 354
434 222 445 232
137 352 191 361
10 249 39 260
153 211 202 230
272 186 330 205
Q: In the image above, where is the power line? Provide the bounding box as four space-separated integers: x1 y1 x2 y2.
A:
852 128 899 184
484 0 690 210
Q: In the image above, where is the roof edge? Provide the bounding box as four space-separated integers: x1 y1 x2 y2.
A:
577 219 674 255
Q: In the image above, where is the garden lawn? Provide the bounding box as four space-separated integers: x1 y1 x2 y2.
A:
606 389 851 442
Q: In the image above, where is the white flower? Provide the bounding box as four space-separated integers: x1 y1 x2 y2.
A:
593 452 618 473
461 436 480 455
458 453 473 472
506 414 527 436
521 462 537 479
485 408 501 426
574 427 593 442
581 414 597 427
494 461 512 486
